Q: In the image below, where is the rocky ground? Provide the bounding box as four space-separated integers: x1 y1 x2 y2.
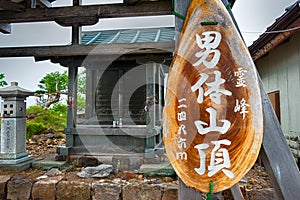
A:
26 132 66 158
0 134 278 199
25 133 273 188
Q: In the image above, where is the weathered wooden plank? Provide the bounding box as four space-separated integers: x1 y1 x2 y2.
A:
0 41 174 57
178 179 204 199
230 184 245 200
0 24 11 34
0 0 172 25
174 1 195 198
174 0 191 36
259 75 300 200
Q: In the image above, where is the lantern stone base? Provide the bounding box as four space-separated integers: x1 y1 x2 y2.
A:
0 155 33 165
0 152 29 160
0 156 33 171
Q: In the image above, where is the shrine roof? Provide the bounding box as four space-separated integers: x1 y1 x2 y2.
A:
249 0 300 60
81 27 175 45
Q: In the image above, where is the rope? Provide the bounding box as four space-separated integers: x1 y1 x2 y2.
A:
206 181 214 200
172 0 186 20
201 21 218 26
243 26 300 34
226 2 232 10
172 11 186 20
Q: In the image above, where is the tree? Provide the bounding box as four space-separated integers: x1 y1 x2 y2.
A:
0 73 8 87
36 71 68 109
78 69 86 95
77 69 86 112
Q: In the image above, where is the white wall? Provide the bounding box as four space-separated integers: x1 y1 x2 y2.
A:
256 31 300 157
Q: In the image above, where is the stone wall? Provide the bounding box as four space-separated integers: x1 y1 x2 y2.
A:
0 173 279 200
285 134 300 161
0 175 178 200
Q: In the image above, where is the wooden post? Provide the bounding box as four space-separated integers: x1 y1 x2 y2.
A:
118 69 124 120
259 76 300 200
158 64 164 126
145 63 156 157
230 184 245 200
174 0 211 197
178 179 205 199
72 24 81 45
174 0 191 40
174 0 203 198
66 66 78 147
223 1 300 198
85 68 96 120
174 0 209 198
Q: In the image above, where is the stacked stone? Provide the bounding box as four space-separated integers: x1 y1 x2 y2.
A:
0 175 178 200
285 134 300 160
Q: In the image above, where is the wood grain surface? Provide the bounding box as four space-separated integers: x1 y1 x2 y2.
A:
163 0 263 193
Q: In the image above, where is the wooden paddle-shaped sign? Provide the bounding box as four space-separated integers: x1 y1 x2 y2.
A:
163 0 263 193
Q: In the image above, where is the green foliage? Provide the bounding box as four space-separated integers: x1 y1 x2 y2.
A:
35 71 68 108
0 73 8 87
27 105 44 117
78 70 86 95
77 95 85 112
37 71 68 94
26 122 46 139
52 103 67 118
26 105 66 135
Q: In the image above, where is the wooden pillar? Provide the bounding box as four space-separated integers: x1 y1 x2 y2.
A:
174 0 205 198
72 0 82 45
146 63 156 128
66 66 78 147
175 1 238 199
153 63 157 126
145 63 156 157
158 64 164 126
72 24 81 45
118 69 124 120
85 68 96 120
174 0 191 46
73 0 81 6
179 179 204 199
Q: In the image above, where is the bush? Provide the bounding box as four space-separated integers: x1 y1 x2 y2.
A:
52 103 67 118
26 122 46 139
27 106 45 119
26 105 66 135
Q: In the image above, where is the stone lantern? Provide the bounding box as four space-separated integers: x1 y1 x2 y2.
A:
0 82 34 169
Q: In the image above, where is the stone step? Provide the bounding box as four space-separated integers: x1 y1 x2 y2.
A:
32 157 69 170
139 162 176 177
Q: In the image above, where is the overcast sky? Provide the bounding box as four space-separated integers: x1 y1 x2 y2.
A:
0 0 297 106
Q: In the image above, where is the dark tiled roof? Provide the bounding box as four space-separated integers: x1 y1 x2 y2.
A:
81 27 175 45
249 0 300 55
